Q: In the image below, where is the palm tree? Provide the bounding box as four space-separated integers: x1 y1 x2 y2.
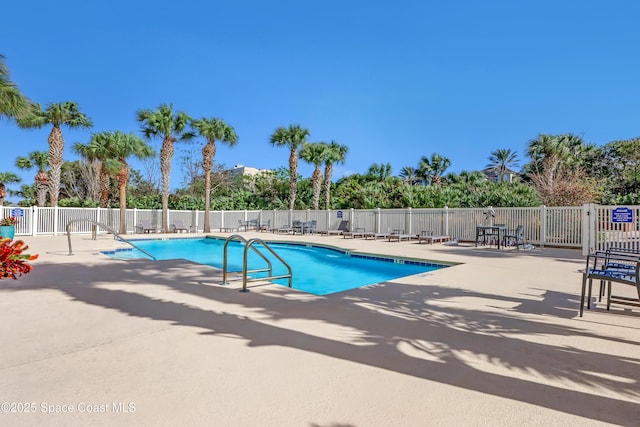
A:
399 166 419 185
0 54 31 121
16 151 49 206
323 141 348 209
299 142 328 209
486 148 519 181
443 170 487 185
270 124 310 210
367 163 392 181
74 135 112 208
528 133 592 172
75 132 154 232
419 153 451 185
191 117 238 232
138 103 194 232
0 172 21 206
18 102 93 206
108 132 154 234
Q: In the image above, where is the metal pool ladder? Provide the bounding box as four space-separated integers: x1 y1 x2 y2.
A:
222 234 292 292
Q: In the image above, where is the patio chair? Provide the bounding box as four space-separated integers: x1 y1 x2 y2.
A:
319 220 349 236
301 220 317 234
292 220 304 234
475 224 489 246
258 219 271 232
503 225 525 250
579 251 640 316
136 220 159 234
485 224 506 247
596 246 640 301
170 219 195 233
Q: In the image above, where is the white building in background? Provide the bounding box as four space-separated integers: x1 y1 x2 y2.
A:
228 164 272 179
481 167 519 183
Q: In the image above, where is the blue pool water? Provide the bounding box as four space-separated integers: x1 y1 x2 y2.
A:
103 237 448 295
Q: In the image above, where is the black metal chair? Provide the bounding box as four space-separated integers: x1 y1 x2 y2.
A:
485 224 506 247
503 225 525 250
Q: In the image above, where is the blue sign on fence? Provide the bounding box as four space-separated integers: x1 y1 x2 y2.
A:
11 207 24 218
337 210 343 218
612 207 633 223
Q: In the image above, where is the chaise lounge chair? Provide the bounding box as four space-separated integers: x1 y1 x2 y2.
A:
170 219 195 233
343 227 367 239
386 229 418 242
319 220 350 236
136 220 160 234
417 230 450 244
363 231 390 240
273 222 296 234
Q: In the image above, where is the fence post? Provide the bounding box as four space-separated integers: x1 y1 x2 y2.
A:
540 205 546 249
406 207 412 234
133 208 138 232
53 206 59 236
376 208 381 233
444 205 449 236
582 204 591 255
582 203 598 255
31 206 38 236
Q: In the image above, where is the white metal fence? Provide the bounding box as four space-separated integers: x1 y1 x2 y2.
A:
4 204 639 255
0 205 588 248
584 204 640 255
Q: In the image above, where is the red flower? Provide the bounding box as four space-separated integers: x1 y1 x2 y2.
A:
0 238 38 280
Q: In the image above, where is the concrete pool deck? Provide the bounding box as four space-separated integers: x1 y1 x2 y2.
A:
1 232 639 426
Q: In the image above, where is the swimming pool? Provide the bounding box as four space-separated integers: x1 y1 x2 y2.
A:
103 237 449 295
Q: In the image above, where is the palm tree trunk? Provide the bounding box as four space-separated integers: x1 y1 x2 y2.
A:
312 167 322 210
0 183 5 206
203 171 212 232
35 172 48 207
117 163 129 234
202 140 215 233
36 183 48 207
160 137 174 233
289 149 298 210
48 125 64 206
99 165 110 208
324 163 333 210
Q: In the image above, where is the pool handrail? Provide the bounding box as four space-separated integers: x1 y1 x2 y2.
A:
222 234 274 285
242 238 293 292
65 218 156 260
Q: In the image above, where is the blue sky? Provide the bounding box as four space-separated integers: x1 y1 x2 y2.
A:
2 1 639 196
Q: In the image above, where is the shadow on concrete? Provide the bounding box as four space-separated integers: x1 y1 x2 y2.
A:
3 258 639 425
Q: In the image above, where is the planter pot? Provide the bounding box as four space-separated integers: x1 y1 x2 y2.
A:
0 225 15 240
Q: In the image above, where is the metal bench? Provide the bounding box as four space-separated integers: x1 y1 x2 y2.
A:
579 251 640 316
